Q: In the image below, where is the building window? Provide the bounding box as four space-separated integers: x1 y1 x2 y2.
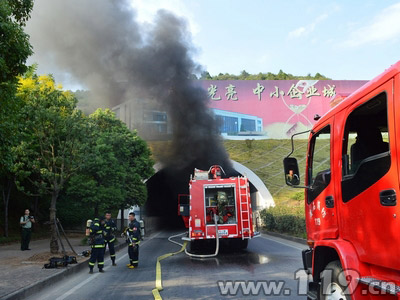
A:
216 115 238 134
143 111 167 122
241 118 256 132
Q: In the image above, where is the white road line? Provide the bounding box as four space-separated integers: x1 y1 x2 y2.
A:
54 252 129 300
55 231 162 300
260 234 306 251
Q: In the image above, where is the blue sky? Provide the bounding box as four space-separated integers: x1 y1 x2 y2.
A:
27 0 400 88
130 0 400 80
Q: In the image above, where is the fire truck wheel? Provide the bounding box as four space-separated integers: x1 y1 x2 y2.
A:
190 240 201 252
319 260 351 300
238 239 248 250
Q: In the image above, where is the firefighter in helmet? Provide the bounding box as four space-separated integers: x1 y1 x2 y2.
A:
104 211 117 266
123 212 141 269
216 191 228 224
88 217 106 274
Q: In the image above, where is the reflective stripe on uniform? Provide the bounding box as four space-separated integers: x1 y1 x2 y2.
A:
89 262 95 266
110 254 116 257
93 244 105 248
98 262 104 265
109 237 115 243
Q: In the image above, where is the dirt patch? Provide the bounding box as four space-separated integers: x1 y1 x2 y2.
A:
0 257 23 266
25 251 84 263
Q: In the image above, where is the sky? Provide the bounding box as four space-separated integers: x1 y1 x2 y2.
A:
26 0 400 90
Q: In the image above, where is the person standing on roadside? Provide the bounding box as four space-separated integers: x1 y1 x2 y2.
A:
124 212 141 269
20 209 35 251
104 211 117 266
88 217 106 274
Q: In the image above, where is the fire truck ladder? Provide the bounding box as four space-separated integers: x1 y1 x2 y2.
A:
239 177 251 240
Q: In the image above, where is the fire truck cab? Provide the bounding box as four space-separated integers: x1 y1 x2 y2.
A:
179 165 256 250
284 62 400 299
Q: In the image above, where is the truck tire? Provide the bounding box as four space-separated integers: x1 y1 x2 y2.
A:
190 240 200 252
319 260 351 300
239 239 248 249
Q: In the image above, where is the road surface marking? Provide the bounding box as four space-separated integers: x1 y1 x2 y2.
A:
55 232 162 300
54 252 129 300
260 234 306 251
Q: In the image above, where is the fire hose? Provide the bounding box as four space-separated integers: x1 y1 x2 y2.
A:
167 213 220 258
186 213 220 258
152 214 220 299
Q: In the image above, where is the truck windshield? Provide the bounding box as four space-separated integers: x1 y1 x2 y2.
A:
308 126 331 203
204 186 236 225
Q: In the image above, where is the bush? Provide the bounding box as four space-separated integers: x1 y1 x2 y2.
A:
260 206 306 238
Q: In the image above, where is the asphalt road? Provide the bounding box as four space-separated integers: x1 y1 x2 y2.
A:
24 231 309 300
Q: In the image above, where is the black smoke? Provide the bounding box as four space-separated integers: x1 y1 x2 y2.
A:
26 0 231 172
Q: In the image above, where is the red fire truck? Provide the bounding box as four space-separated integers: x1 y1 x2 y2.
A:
284 62 400 299
179 165 257 250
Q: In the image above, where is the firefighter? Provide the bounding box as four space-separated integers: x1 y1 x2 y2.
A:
104 211 117 266
124 212 141 269
216 191 228 224
88 217 106 274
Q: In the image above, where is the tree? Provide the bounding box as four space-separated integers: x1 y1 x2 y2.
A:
239 70 250 79
199 71 212 80
201 70 331 80
67 109 154 217
0 0 33 84
0 0 33 237
14 74 87 253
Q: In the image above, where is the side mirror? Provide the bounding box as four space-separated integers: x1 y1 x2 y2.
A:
283 157 300 186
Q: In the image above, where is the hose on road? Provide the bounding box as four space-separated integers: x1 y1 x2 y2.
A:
152 214 220 299
151 240 188 300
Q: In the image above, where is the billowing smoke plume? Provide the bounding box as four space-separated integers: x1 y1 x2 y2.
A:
26 0 231 171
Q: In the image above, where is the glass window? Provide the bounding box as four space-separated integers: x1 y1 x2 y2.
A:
341 92 390 202
216 115 239 134
205 186 236 225
241 118 256 131
307 126 331 203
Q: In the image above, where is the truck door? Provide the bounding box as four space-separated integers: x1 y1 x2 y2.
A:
340 79 400 270
306 120 339 241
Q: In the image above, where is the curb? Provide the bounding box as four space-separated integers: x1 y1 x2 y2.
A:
1 242 127 300
262 230 307 245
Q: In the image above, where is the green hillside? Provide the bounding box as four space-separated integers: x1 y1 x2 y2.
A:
148 138 333 238
148 139 311 205
224 139 308 205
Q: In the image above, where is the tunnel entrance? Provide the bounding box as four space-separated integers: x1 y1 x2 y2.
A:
144 162 274 231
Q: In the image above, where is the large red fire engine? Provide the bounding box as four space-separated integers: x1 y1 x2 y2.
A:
284 62 400 299
179 165 257 250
